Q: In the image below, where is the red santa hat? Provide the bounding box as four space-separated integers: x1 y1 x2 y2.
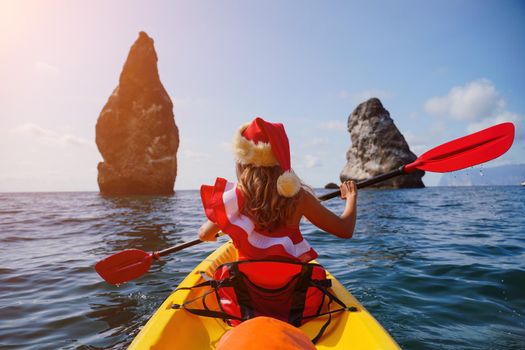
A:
233 117 301 197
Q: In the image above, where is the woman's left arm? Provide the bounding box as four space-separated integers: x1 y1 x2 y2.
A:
198 220 220 241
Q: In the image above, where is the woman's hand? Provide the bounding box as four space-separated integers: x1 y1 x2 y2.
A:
198 220 220 241
340 180 357 200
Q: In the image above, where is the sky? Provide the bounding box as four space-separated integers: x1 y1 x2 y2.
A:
0 0 524 192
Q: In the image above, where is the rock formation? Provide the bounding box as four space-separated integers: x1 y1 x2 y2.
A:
96 31 179 195
340 98 424 188
324 182 339 189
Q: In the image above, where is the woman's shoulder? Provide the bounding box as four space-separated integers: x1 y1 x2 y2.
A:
298 187 331 219
298 187 318 206
285 188 312 225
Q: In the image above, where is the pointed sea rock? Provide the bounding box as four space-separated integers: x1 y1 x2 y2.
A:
340 98 424 188
96 31 179 195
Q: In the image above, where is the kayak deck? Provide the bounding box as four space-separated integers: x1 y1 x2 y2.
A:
128 241 400 349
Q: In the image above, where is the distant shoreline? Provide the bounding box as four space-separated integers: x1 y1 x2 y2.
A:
2 184 524 195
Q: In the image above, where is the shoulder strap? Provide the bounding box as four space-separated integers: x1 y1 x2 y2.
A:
288 263 313 326
228 261 254 319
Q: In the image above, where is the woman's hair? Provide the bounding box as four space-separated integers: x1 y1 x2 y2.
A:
236 163 302 231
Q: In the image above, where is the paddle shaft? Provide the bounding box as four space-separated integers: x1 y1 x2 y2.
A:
156 238 203 257
153 169 405 258
317 166 405 201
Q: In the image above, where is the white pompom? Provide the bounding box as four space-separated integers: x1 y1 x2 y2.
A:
277 170 301 197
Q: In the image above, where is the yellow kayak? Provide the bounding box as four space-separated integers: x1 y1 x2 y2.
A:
128 241 400 349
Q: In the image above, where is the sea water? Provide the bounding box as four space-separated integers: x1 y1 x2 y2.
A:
0 187 524 349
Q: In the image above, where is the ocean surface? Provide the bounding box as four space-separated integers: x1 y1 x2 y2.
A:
0 186 524 350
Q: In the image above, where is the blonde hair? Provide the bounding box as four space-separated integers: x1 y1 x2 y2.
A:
236 163 301 231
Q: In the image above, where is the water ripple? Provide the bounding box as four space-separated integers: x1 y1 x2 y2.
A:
0 187 524 349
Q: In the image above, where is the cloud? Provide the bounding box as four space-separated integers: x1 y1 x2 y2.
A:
466 111 523 139
320 120 346 131
403 120 452 155
62 134 91 146
403 131 428 155
11 123 91 146
35 61 60 74
303 154 321 169
12 123 55 137
308 138 328 147
424 79 523 139
424 79 505 120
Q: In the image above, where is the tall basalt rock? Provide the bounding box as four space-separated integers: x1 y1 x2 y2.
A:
340 98 424 188
96 32 179 195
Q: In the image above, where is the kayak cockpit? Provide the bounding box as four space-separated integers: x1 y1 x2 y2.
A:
128 241 400 349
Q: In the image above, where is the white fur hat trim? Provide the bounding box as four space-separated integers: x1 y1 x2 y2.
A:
233 123 279 166
277 170 301 197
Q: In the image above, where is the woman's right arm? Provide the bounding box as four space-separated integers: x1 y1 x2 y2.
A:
301 181 357 239
198 220 220 241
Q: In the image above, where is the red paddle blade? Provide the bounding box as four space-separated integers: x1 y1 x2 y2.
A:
405 122 515 173
95 249 153 285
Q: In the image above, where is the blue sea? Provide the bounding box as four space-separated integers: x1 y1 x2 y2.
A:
0 187 524 349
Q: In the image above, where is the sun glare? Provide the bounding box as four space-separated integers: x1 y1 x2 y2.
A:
0 1 39 50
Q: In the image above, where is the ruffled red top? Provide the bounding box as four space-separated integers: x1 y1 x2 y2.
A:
200 177 317 262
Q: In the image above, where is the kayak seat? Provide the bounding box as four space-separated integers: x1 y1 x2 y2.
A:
172 259 354 344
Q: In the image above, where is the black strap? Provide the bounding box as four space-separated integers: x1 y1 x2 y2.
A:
311 293 334 344
174 280 214 291
307 279 359 344
229 262 254 319
288 264 312 326
172 260 356 344
173 280 246 323
173 306 245 322
311 279 348 310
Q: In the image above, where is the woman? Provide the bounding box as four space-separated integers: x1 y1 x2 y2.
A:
198 117 357 262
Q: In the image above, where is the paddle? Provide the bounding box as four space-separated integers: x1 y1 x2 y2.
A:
318 122 515 201
96 122 515 285
95 239 207 285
